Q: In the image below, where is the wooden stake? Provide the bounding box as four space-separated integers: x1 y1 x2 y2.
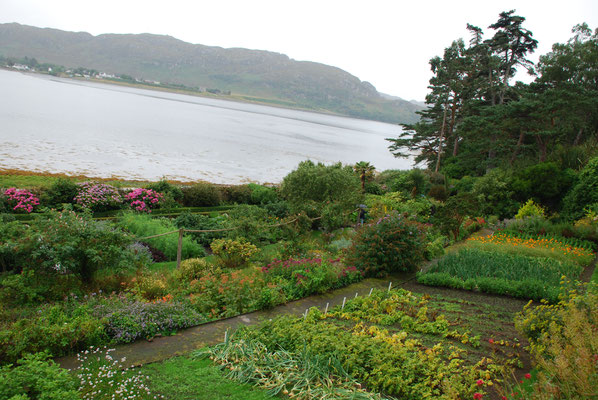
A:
369 288 374 296
325 302 329 314
388 282 392 292
176 228 184 269
341 297 346 310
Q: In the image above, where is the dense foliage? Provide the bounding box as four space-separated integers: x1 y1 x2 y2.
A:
346 213 427 276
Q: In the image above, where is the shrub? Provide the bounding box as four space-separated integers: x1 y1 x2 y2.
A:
135 274 168 300
118 213 205 261
174 212 226 247
73 182 122 211
15 210 138 284
211 238 259 269
124 188 164 212
472 168 519 219
220 184 252 204
388 168 430 197
94 294 206 343
345 212 427 276
261 257 361 299
0 353 79 400
248 183 279 204
0 299 107 362
428 184 447 201
563 156 598 220
174 258 220 282
263 201 290 218
511 162 575 210
281 161 361 212
3 188 40 213
433 193 480 240
181 183 222 207
41 178 79 208
514 283 598 399
145 178 183 202
515 199 545 219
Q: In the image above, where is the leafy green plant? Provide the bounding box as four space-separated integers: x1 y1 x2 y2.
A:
563 156 598 220
173 258 220 282
281 160 361 213
515 199 545 219
13 210 139 284
118 213 205 261
345 212 427 276
0 298 107 362
174 212 226 246
211 238 259 269
196 335 384 400
40 178 79 208
0 352 79 400
514 282 598 399
181 183 222 207
248 183 279 205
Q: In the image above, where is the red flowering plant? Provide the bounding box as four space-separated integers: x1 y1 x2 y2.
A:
3 187 40 213
124 188 164 213
261 257 362 299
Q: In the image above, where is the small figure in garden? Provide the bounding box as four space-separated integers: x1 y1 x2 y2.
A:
358 204 368 225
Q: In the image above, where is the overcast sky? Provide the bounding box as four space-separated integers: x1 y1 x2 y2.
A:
1 0 597 101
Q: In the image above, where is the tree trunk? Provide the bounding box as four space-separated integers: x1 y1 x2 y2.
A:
449 102 459 156
536 135 547 162
435 103 449 173
510 130 526 165
573 127 584 146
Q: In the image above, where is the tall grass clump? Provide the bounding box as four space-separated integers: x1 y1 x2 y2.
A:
118 213 205 260
418 248 582 301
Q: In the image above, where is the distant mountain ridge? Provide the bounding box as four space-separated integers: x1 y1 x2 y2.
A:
0 23 421 123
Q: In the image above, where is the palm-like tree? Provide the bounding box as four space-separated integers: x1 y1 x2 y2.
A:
353 161 375 192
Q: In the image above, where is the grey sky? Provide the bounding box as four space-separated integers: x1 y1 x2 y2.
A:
1 0 597 101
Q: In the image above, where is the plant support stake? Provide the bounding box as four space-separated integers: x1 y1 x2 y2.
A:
369 288 374 296
388 282 392 292
325 302 329 314
341 297 346 310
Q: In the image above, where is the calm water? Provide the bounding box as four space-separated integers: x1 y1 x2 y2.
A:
0 69 411 184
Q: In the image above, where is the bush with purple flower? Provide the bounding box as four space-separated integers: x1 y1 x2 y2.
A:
124 188 164 213
74 182 123 211
3 187 40 213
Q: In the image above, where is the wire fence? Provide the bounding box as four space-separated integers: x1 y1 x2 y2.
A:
136 210 357 269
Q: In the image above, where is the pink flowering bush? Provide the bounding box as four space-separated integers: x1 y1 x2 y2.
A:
74 182 123 211
124 188 164 213
3 187 40 213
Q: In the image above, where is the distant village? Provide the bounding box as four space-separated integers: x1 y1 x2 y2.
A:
1 55 230 95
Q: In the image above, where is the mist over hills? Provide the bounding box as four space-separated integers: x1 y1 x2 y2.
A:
0 23 421 123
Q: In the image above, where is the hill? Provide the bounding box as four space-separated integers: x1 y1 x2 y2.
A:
0 23 421 123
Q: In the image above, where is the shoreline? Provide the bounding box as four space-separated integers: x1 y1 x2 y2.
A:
4 67 390 124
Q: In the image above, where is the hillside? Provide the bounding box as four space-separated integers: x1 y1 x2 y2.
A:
0 23 421 123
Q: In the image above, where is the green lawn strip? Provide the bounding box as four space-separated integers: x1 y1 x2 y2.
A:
142 356 276 400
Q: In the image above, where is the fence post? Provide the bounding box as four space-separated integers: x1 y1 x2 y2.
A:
176 228 184 269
